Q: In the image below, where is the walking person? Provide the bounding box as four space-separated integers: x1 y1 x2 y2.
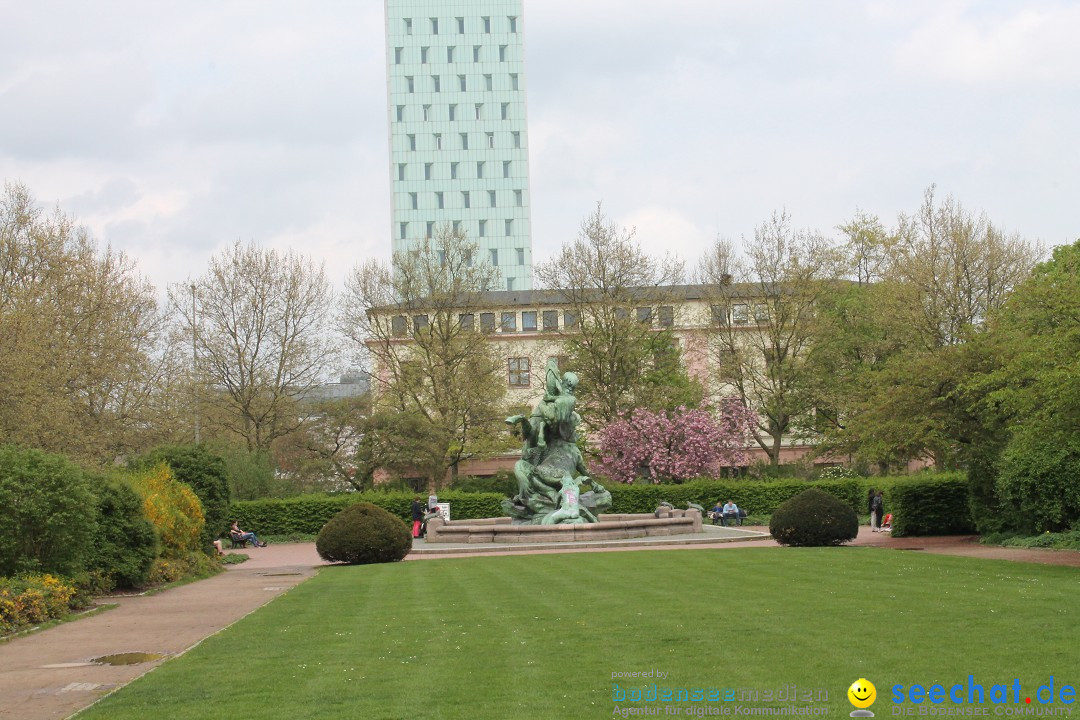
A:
411 496 424 539
872 490 885 532
868 489 878 532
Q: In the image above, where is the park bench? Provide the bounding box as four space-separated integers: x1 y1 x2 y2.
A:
229 532 249 549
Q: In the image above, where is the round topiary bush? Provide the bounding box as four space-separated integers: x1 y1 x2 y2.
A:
769 487 858 547
316 502 412 565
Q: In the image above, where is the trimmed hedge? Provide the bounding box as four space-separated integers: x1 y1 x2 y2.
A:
769 488 859 547
316 503 412 565
889 473 974 537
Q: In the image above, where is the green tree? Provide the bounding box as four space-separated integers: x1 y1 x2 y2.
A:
535 204 699 425
341 227 508 489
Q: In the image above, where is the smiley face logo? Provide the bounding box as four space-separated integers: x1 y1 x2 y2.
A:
848 678 877 709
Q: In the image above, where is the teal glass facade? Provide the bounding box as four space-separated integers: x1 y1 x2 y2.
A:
385 0 533 290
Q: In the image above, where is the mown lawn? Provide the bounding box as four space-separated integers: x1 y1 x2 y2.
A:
77 548 1079 719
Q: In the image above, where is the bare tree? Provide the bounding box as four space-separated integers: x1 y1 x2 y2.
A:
535 204 694 425
340 226 507 488
698 212 843 466
174 239 336 452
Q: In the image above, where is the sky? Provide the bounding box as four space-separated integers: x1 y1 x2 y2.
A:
1 0 1077 296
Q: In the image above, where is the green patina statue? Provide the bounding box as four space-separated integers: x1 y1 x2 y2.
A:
503 359 612 524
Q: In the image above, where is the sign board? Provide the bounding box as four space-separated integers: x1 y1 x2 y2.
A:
434 502 450 521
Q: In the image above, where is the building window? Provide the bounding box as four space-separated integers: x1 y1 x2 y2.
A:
407 133 416 150
522 311 537 331
458 74 466 91
514 189 523 206
409 192 417 209
449 104 457 121
396 105 404 121
436 191 444 209
394 47 403 64
516 247 524 264
542 310 558 331
426 221 434 238
488 190 496 207
507 277 515 291
509 16 518 33
510 73 518 90
478 219 486 237
456 16 465 33
460 132 468 149
424 163 432 180
420 46 429 64
405 76 414 93
754 303 769 322
422 104 431 121
474 103 483 120
437 249 446 266
413 314 429 333
432 75 440 92
452 219 461 232
503 160 511 178
434 133 442 150
398 163 406 180
462 191 470 208
473 45 481 62
501 312 517 332
403 18 412 35
430 17 438 34
459 313 474 331
476 161 484 178
512 131 521 148
499 45 507 62
484 73 492 91
636 307 653 326
659 305 674 327
450 162 458 179
710 305 729 326
447 46 455 63
482 16 491 33
732 304 749 325
480 312 496 333
490 248 498 265
501 102 509 120
505 219 513 236
391 315 407 336
486 131 495 148
508 358 530 387
399 222 407 239
564 310 578 329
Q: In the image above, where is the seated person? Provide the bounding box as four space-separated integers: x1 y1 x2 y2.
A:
230 520 267 548
710 502 724 526
212 539 224 556
721 500 741 527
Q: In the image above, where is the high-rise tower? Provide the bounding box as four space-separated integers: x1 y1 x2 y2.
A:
385 1 533 291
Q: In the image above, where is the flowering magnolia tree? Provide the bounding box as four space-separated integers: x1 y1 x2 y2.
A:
594 404 756 484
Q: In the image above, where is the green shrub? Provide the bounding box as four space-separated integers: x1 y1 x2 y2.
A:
0 446 96 577
769 488 859 547
606 478 864 516
452 471 516 495
134 445 231 547
85 479 157 590
890 473 974 537
316 503 412 565
995 430 1080 534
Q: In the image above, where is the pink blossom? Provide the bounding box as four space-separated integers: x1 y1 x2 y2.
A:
594 403 756 484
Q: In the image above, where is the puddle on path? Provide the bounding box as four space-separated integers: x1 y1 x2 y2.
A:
257 572 303 576
91 652 165 666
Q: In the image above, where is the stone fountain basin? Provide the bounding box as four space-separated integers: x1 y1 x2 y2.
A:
424 510 703 544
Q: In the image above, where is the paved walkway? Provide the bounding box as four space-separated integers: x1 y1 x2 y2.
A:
1 531 1076 719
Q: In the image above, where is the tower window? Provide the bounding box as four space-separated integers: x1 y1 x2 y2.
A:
407 133 416 150
474 103 483 120
432 75 440 92
394 47 403 64
486 131 494 148
514 189 523 206
398 163 406 180
399 222 407 239
405 76 414 93
434 133 441 149
420 46 429 64
484 74 492 91
436 191 444 209
482 16 491 33
501 103 509 120
424 163 432 180
396 105 404 121
503 160 511 178
462 191 470 208
488 190 496 207
409 192 417 209
473 45 481 62
479 219 487 237
422 105 430 121
499 45 507 62
506 219 513 237
456 17 464 34
450 162 458 179
512 131 521 148
476 161 485 178
404 18 412 35
510 73 518 90
458 74 466 91
490 249 498 265
447 46 455 62
430 17 438 34
509 16 518 33
460 132 468 150
426 221 435 239
449 104 457 121
453 219 461 232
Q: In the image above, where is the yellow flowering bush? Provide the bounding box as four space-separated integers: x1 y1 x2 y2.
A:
0 573 80 635
128 464 205 558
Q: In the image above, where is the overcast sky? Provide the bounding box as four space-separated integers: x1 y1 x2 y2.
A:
1 0 1077 295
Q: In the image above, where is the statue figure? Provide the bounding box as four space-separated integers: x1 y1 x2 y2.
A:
502 359 611 524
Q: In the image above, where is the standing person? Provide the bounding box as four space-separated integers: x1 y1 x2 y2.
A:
868 489 878 531
411 496 424 539
872 490 885 532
